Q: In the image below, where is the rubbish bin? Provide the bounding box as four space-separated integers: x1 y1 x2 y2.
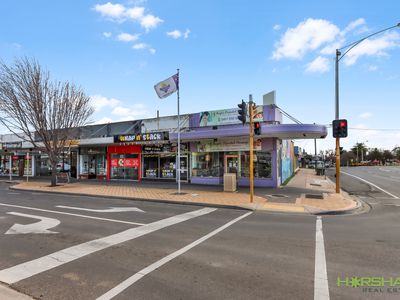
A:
223 173 237 192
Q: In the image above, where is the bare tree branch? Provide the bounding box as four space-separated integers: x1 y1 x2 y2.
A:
0 57 93 186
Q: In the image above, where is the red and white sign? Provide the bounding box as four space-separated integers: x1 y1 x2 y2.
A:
111 158 139 168
124 158 139 167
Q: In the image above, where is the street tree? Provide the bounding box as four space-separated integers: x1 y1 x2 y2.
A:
383 150 394 162
367 148 383 163
0 58 93 186
393 147 400 160
340 150 356 166
351 142 368 162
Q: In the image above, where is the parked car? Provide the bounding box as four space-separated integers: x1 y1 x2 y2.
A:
308 161 316 169
56 162 70 172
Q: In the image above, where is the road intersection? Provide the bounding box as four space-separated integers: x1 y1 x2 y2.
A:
0 166 399 299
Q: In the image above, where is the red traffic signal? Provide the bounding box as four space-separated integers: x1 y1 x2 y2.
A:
254 122 261 135
332 119 348 138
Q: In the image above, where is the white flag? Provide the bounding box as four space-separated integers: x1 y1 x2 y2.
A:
154 73 179 99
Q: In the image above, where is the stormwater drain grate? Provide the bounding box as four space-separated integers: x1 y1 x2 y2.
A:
305 193 324 199
310 183 322 187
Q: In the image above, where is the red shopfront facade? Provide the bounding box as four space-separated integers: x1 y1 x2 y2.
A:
107 145 141 181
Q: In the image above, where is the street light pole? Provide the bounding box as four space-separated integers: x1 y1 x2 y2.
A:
334 22 400 194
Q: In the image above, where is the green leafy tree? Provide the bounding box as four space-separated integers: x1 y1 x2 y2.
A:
393 147 400 160
351 143 368 162
367 148 383 162
383 150 394 161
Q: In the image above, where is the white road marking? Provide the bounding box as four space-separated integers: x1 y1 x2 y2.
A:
0 203 145 226
56 205 144 213
0 207 216 284
7 192 20 195
314 216 330 300
383 204 400 207
5 212 60 235
97 211 252 300
341 171 399 199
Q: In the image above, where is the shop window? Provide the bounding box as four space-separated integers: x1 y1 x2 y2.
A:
110 153 139 180
240 151 272 178
191 152 222 177
143 155 159 178
160 154 176 179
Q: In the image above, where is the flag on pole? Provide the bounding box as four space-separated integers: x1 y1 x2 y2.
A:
154 73 179 99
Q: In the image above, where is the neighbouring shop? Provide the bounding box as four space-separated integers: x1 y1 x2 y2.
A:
190 138 272 185
107 144 141 181
142 143 188 181
79 147 107 180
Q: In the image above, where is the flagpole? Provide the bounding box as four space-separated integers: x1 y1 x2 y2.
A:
177 68 181 194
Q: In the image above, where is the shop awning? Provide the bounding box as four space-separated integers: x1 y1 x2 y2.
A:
170 123 327 141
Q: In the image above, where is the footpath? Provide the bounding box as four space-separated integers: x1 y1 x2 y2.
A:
5 168 357 214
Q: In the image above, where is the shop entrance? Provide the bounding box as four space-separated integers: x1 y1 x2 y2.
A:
179 155 188 182
224 154 239 176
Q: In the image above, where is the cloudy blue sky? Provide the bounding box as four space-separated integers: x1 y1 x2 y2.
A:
0 0 399 154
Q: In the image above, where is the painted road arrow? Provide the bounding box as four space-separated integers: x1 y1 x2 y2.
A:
5 212 60 235
56 205 145 213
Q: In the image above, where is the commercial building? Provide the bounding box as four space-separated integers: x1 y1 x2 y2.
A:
0 94 327 187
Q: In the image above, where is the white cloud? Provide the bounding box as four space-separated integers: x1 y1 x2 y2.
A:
132 43 147 49
93 3 162 31
140 14 163 31
103 32 112 38
272 18 340 60
359 112 372 119
166 30 181 39
305 56 330 73
132 43 155 53
343 31 400 65
166 29 190 39
125 6 144 20
94 117 114 124
90 95 121 112
117 32 139 42
111 103 150 120
368 65 378 71
341 18 366 35
94 2 125 20
273 24 281 31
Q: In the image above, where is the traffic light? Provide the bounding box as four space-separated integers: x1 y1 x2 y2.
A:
237 100 247 125
254 122 261 135
339 147 344 155
332 119 348 138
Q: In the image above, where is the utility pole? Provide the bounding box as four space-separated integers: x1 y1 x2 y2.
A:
249 94 254 203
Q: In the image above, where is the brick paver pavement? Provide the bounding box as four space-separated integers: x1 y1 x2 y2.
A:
6 168 357 213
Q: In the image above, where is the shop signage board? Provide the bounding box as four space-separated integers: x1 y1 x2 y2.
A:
114 131 169 143
197 139 262 152
111 158 140 168
1 142 22 149
199 106 263 127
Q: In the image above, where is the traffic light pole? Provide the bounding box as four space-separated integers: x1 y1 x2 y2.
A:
334 23 400 194
335 50 341 194
249 95 254 203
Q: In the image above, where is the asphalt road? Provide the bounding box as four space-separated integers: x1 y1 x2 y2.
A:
0 167 399 300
